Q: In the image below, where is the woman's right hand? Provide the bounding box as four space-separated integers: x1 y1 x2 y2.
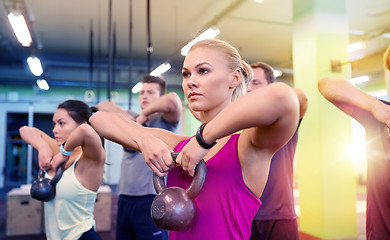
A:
138 135 176 177
38 147 54 171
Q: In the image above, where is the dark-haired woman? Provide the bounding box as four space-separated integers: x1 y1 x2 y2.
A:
20 100 105 240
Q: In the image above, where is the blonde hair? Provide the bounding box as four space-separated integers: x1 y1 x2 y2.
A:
189 39 253 101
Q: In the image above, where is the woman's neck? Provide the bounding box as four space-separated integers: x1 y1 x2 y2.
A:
200 101 231 123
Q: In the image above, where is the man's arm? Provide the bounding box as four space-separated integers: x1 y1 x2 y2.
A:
136 92 182 124
318 77 390 126
293 88 309 119
96 100 135 121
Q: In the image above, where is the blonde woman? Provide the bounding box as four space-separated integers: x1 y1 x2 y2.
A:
90 39 299 239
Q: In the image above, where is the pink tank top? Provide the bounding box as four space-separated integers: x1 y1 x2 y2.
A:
167 134 262 240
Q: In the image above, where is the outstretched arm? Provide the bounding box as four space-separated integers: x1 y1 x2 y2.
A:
96 100 135 121
19 126 58 171
179 82 300 176
136 92 183 125
89 111 185 177
51 123 104 171
318 77 390 126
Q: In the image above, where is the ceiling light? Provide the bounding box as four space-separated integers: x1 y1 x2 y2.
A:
27 57 43 76
347 42 364 52
381 33 390 38
348 75 369 85
8 11 32 47
273 69 282 78
36 79 49 90
349 30 365 35
131 82 142 94
254 0 264 2
181 27 220 56
150 63 171 76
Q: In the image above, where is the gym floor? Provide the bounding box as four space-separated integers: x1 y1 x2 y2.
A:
0 185 366 240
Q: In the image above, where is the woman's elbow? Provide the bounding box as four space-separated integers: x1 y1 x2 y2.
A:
273 83 299 107
318 77 333 97
19 126 34 136
89 112 110 135
275 84 300 120
89 111 109 125
19 126 28 133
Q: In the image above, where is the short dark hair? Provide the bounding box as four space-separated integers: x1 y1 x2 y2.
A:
142 74 167 95
250 62 275 84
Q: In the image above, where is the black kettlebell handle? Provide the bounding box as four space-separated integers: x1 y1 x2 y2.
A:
36 163 65 185
50 163 65 185
31 163 65 202
153 152 207 200
37 168 46 179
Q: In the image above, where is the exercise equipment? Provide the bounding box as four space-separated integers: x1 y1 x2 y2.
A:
84 90 95 102
151 152 207 231
84 20 95 103
30 164 65 202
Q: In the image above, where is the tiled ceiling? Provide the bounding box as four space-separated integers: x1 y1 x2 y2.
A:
0 0 389 88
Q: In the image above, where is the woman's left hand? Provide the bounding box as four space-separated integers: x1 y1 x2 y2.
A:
176 137 209 177
51 152 69 172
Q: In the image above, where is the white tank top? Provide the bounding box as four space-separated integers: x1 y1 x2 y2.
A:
44 155 97 240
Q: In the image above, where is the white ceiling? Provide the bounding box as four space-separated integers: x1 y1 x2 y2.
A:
0 0 389 87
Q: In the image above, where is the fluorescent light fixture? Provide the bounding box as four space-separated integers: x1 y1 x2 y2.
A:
348 75 369 85
347 42 364 52
254 0 264 2
27 56 43 76
181 27 220 56
132 82 142 94
36 79 49 90
150 63 171 76
273 69 282 78
349 30 365 35
381 32 390 38
8 11 32 47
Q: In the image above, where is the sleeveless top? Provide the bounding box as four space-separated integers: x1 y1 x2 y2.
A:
167 134 262 240
118 113 179 196
365 121 390 239
44 154 97 240
254 130 298 220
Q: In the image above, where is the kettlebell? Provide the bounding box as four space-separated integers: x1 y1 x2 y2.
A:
30 163 65 202
151 152 207 231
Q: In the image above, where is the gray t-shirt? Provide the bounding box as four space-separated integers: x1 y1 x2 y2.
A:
117 112 179 196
